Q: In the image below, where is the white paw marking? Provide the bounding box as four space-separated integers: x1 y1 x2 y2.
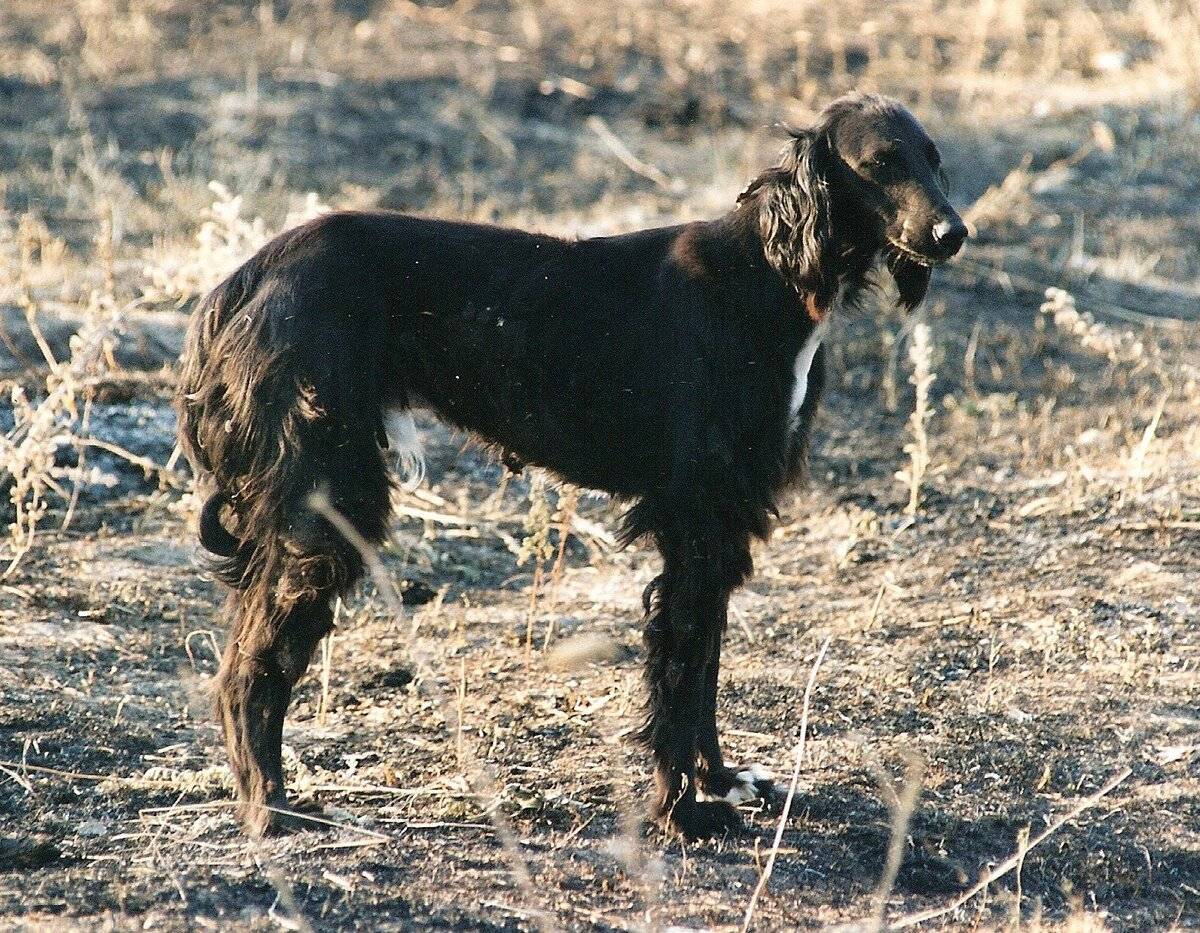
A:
385 410 425 489
697 764 776 805
738 763 774 784
724 782 759 805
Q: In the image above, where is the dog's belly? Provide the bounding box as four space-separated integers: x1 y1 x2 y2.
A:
392 377 663 497
478 405 661 496
384 409 426 488
400 323 668 497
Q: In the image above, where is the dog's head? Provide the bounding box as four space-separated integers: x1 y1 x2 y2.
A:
745 93 966 314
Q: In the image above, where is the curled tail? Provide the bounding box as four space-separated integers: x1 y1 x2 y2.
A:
198 492 240 557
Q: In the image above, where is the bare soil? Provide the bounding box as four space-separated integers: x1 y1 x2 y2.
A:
1 2 1198 930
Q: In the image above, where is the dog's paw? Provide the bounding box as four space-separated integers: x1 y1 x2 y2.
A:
697 763 778 807
656 798 745 840
239 796 326 838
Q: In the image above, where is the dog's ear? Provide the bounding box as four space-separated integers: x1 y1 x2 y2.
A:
743 130 834 313
887 252 932 310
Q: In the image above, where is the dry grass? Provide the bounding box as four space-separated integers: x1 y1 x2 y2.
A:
1 0 1199 930
897 320 936 516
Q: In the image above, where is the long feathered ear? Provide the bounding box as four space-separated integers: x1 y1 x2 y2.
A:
742 130 834 315
887 252 932 310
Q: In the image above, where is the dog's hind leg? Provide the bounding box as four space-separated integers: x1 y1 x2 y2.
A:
178 223 400 836
215 595 334 836
633 497 754 839
213 418 393 837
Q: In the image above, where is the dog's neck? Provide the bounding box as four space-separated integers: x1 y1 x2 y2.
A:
732 192 877 321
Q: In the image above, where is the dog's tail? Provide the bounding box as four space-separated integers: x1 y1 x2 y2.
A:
198 491 240 557
176 218 395 656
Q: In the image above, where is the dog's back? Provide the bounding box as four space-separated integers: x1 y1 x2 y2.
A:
181 211 777 505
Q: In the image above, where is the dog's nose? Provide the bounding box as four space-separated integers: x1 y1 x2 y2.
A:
932 217 968 256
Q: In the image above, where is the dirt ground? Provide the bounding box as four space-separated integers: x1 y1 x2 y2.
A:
1 1 1198 930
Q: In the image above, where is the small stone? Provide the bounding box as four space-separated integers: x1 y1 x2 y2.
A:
77 819 108 837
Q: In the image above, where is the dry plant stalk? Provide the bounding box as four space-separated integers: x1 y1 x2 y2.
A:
963 156 1037 233
1040 288 1180 493
957 0 997 106
897 321 935 516
1126 389 1170 492
866 751 924 932
96 201 116 302
889 766 1133 930
881 329 899 414
317 598 340 726
1 213 122 573
307 490 559 933
60 394 94 533
518 472 555 660
16 213 60 369
741 637 830 932
1040 288 1149 368
541 485 579 649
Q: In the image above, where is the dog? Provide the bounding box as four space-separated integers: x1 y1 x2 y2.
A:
177 92 966 839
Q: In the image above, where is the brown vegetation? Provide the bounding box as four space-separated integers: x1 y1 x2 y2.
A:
1 1 1198 929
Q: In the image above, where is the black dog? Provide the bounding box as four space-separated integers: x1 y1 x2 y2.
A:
177 92 966 839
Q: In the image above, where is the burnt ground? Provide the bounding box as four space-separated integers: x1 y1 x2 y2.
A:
1 1 1199 930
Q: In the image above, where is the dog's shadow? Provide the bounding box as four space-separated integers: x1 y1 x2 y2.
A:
562 775 1154 909
557 779 984 898
603 775 1195 916
765 782 982 898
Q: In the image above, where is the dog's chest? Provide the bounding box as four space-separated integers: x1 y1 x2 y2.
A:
787 320 827 427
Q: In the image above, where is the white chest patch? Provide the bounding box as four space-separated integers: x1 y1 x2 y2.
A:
788 320 828 425
385 410 425 489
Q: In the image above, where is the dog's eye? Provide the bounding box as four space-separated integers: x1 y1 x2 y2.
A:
862 152 898 180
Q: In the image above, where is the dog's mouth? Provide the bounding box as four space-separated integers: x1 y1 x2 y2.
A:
885 239 940 266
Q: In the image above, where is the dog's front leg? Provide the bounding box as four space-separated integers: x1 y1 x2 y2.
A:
636 507 751 838
695 648 778 808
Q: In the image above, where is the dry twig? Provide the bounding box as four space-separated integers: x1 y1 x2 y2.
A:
888 766 1133 929
867 752 924 931
307 489 559 933
741 637 831 932
586 116 680 192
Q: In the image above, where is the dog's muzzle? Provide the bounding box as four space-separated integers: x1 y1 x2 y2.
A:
931 216 968 259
